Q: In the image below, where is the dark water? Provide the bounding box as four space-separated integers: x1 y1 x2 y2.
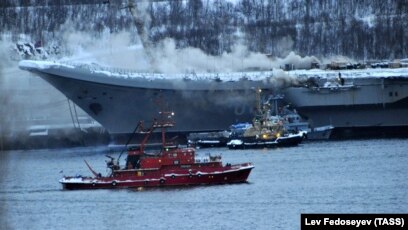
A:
1 139 407 229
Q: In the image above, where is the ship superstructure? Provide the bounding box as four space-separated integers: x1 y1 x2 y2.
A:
284 68 408 138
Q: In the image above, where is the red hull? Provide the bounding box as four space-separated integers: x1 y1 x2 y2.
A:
60 163 253 190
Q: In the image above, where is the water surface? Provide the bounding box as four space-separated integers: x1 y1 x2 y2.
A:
1 139 407 229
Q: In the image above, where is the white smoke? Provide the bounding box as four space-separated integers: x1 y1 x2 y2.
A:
0 34 93 144
273 51 320 70
0 38 24 138
320 55 357 65
150 38 272 73
57 29 319 75
128 1 152 49
60 29 150 71
149 39 318 74
275 35 295 57
51 1 320 75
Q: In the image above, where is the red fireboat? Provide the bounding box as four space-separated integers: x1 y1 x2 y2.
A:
59 111 254 190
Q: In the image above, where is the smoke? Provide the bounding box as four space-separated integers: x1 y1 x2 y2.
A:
0 39 11 229
275 36 295 57
269 68 301 88
320 55 357 65
128 1 152 51
51 1 319 75
0 38 18 140
60 28 150 71
149 38 273 73
273 51 320 70
58 29 319 76
0 36 44 133
149 39 305 87
133 27 319 74
0 33 99 148
53 1 154 70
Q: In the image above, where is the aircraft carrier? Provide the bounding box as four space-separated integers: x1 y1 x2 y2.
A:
19 60 408 140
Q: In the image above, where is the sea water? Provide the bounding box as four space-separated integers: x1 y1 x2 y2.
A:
0 139 407 229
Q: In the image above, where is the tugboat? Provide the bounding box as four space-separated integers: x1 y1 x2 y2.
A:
59 111 254 190
227 90 303 149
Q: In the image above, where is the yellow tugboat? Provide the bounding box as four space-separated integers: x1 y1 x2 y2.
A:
227 89 304 149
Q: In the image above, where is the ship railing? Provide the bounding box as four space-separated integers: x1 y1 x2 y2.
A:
118 168 159 173
195 155 222 163
310 83 359 92
59 61 152 76
57 61 276 81
195 156 210 163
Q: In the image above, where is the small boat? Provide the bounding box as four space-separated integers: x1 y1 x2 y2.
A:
280 105 333 140
59 111 254 190
187 131 230 148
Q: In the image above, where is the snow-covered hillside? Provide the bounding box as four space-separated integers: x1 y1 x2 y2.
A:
1 0 407 60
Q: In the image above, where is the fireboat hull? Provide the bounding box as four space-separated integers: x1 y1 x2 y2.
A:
60 163 253 190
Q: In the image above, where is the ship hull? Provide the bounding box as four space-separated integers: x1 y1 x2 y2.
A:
27 65 276 135
60 163 253 190
227 133 303 149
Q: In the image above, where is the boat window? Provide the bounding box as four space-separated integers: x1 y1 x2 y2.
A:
389 92 393 97
395 92 398 97
174 160 179 165
126 155 140 169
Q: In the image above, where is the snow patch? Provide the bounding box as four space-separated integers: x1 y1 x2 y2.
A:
19 60 74 71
